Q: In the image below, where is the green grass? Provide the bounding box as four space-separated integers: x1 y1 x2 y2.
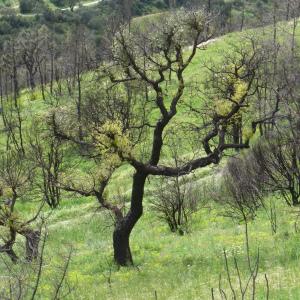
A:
1 19 300 300
8 195 300 299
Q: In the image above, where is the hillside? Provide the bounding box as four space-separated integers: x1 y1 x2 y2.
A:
0 0 97 9
0 13 299 298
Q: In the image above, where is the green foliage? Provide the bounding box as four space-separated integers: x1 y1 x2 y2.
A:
0 19 12 34
131 0 167 16
0 0 17 8
94 120 133 159
19 0 38 13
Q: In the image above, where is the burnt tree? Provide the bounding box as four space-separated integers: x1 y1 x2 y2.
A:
53 11 270 266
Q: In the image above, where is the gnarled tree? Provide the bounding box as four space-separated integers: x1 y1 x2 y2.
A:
53 11 271 266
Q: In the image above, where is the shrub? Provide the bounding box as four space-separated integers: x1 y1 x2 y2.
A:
151 175 200 235
252 134 300 206
19 0 37 13
0 20 12 34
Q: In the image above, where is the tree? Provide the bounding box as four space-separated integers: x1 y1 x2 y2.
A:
17 27 48 90
29 120 64 209
63 25 96 139
53 10 269 266
1 38 25 154
151 174 199 234
169 0 176 9
0 150 42 262
122 0 132 23
251 132 300 206
248 29 300 207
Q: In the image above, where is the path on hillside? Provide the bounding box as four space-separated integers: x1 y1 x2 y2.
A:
187 37 220 51
61 0 102 12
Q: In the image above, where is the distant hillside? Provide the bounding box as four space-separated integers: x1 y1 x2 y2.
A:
0 0 98 12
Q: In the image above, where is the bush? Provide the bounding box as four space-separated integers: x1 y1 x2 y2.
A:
216 152 264 222
151 175 200 234
217 130 300 222
19 0 37 13
252 134 300 206
0 20 12 34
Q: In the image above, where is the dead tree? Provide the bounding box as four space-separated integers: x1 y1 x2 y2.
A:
0 151 42 262
29 121 64 209
17 28 47 90
2 38 25 154
252 135 300 206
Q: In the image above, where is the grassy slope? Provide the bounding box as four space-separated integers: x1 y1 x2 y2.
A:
1 22 300 299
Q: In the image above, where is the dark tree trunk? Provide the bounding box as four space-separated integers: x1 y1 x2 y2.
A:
122 0 132 23
50 53 54 95
0 229 18 263
240 7 245 31
232 123 240 145
76 68 83 140
29 72 35 90
286 0 290 21
113 223 133 266
0 246 18 263
24 230 41 261
38 64 45 101
291 193 300 206
6 249 18 263
113 171 147 266
207 0 211 13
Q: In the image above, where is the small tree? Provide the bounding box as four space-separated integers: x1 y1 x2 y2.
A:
218 154 264 223
19 0 37 14
29 121 64 209
151 174 199 234
17 27 48 90
0 150 41 262
252 134 300 206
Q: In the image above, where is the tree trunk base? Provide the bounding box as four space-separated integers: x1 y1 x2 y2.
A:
113 226 133 266
0 244 18 263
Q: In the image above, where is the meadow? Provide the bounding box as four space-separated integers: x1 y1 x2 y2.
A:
0 15 300 300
